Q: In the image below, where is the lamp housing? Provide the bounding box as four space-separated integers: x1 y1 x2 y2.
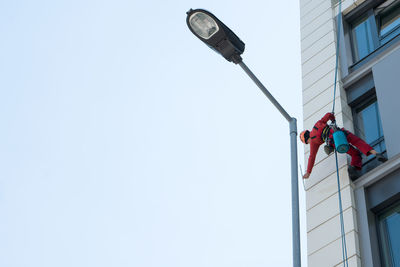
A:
186 9 245 64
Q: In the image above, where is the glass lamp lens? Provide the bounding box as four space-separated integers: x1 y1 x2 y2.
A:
189 12 219 39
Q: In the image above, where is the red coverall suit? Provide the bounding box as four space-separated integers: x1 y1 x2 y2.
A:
306 112 374 174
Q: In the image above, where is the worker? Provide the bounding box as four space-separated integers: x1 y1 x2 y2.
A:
300 112 387 179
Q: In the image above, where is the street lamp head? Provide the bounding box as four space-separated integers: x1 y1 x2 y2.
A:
186 9 245 64
187 11 219 40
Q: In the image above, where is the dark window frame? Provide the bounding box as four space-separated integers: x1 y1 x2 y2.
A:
354 162 400 267
376 201 400 267
351 90 387 172
349 9 380 62
376 1 400 44
352 93 385 148
346 75 386 175
342 0 400 72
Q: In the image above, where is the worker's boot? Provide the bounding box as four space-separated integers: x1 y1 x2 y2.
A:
348 166 360 181
376 153 388 162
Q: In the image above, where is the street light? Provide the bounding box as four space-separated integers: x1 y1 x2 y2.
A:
186 9 245 63
186 8 301 267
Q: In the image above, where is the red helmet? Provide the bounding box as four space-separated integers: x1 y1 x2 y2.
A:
300 130 310 144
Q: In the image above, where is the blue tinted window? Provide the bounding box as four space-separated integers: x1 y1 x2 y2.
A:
378 202 400 267
355 100 384 144
356 101 383 144
354 96 386 162
352 17 375 61
380 3 400 44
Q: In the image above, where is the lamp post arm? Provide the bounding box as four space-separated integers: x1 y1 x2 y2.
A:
238 61 292 122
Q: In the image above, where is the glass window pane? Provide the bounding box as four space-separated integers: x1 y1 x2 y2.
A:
353 17 375 60
378 203 400 267
380 4 400 37
353 94 386 168
355 101 381 144
385 214 400 266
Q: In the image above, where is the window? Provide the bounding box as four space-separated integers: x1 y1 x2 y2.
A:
352 92 386 171
347 75 386 174
378 2 400 44
354 164 400 267
346 0 400 66
351 14 376 61
353 94 386 160
377 201 400 267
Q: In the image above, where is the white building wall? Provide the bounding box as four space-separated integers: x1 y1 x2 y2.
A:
299 0 368 266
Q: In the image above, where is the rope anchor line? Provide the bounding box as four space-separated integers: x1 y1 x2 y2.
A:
301 1 349 266
332 1 349 266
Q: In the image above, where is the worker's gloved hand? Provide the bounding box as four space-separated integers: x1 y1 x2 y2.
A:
303 172 310 179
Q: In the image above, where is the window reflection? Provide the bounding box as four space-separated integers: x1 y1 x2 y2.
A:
377 202 400 267
354 95 386 161
380 2 400 44
355 101 383 143
349 2 400 65
352 16 375 61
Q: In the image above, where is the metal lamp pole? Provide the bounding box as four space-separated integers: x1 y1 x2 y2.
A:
239 61 300 267
186 9 301 267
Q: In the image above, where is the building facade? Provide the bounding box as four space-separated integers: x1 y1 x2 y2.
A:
300 0 400 266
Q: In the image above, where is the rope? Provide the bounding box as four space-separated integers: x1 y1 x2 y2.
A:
332 1 349 266
301 2 349 264
332 0 342 114
334 150 349 267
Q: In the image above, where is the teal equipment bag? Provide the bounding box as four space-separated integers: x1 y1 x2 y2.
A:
333 130 349 153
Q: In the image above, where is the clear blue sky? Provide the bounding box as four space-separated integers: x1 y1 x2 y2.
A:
0 1 306 266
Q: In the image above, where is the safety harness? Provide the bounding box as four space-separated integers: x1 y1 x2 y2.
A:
321 125 331 143
322 125 335 155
